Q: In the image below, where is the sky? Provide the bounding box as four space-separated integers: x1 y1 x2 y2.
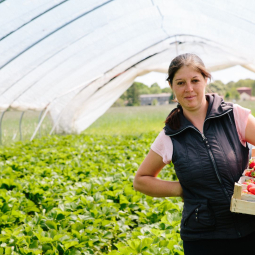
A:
135 65 255 88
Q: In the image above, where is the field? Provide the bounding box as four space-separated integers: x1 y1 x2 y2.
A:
0 100 254 254
85 104 177 136
0 130 182 255
1 110 52 146
2 100 254 145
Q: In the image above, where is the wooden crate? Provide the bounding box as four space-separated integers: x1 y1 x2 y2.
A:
230 183 255 215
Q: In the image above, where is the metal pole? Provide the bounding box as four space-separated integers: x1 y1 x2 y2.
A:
0 111 6 145
38 110 44 137
175 35 179 56
49 120 57 136
49 111 62 135
30 107 49 141
19 111 25 140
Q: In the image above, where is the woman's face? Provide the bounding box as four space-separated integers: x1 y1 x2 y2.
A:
171 65 207 112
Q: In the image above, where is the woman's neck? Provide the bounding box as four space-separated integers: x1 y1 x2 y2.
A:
182 98 209 133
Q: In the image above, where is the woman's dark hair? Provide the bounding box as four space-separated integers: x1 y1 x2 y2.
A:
165 53 212 129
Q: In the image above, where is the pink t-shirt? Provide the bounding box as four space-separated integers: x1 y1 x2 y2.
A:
151 104 251 164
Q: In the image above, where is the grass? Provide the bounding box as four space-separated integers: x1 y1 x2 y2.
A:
84 100 255 136
84 104 177 136
1 110 52 146
1 100 254 146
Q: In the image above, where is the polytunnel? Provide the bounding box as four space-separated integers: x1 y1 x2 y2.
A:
1 0 255 137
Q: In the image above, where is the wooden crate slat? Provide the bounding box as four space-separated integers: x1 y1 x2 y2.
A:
230 197 255 215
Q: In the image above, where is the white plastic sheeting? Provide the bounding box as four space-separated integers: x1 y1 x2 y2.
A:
0 0 255 134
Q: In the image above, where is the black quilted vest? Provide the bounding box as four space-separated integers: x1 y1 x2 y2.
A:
164 94 255 241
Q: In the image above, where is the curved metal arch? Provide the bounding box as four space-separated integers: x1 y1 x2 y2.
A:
0 0 70 41
0 1 116 104
0 110 6 145
0 0 114 70
30 108 49 141
0 32 94 101
19 111 25 140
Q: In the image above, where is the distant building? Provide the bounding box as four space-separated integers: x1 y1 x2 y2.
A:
236 87 252 101
139 93 171 106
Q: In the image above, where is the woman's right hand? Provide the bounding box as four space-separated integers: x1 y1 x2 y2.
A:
133 149 183 198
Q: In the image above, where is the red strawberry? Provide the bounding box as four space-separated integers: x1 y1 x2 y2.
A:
247 184 255 192
249 161 255 169
249 186 255 195
245 172 250 177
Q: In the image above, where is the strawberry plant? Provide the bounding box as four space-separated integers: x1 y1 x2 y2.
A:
0 132 183 254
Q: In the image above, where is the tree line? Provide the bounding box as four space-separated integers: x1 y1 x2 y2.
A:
207 79 255 100
113 79 255 107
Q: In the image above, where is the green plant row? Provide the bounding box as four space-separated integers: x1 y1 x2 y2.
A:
0 132 183 255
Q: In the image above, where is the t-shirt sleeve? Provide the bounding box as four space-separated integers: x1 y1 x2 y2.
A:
151 130 173 164
233 104 251 146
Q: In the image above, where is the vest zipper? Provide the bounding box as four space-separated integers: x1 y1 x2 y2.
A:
201 134 221 185
201 109 233 201
201 133 230 201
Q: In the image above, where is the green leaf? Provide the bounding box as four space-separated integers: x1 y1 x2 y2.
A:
141 238 153 250
56 213 66 220
127 239 141 252
5 247 12 255
24 206 40 213
42 243 53 253
101 220 111 226
64 241 79 250
1 203 10 213
119 195 129 204
45 220 58 230
29 240 38 249
45 250 55 255
102 231 113 239
69 249 81 255
131 195 141 203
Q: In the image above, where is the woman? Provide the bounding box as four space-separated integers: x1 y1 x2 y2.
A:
133 53 255 255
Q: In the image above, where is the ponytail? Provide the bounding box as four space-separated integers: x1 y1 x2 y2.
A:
165 104 181 130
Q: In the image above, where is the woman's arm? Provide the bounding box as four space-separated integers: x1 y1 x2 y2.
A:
133 149 183 197
245 114 255 146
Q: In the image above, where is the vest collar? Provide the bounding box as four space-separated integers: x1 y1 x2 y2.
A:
164 93 233 136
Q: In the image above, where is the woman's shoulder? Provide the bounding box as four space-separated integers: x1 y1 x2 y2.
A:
232 103 251 146
233 103 251 112
151 130 173 164
233 103 251 122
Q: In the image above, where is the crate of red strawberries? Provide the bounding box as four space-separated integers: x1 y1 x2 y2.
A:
243 160 255 178
231 154 255 215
